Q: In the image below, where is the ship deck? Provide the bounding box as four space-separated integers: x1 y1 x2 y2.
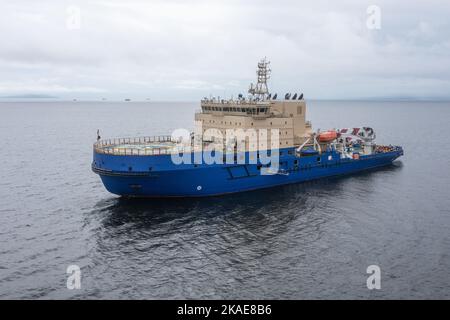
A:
94 135 402 158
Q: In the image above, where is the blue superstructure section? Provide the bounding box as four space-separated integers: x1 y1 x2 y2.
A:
92 147 404 197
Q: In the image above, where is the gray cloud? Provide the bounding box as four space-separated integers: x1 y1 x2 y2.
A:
1 0 450 100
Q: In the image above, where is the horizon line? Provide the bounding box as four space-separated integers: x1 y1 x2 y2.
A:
1 97 450 103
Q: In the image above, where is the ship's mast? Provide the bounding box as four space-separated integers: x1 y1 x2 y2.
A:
248 58 271 100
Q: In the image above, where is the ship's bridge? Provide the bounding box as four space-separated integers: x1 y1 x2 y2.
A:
200 99 270 118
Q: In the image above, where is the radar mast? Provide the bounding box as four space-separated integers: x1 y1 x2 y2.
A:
248 57 271 100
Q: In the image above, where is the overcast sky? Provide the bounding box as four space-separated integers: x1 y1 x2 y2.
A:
1 0 450 100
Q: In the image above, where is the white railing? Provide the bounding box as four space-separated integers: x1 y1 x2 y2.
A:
95 135 173 146
93 135 182 156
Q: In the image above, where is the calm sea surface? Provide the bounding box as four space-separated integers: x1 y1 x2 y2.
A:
0 100 449 299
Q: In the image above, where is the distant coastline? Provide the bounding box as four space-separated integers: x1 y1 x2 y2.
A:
0 94 58 99
1 95 450 103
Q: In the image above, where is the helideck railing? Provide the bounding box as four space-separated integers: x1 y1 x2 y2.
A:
93 135 184 156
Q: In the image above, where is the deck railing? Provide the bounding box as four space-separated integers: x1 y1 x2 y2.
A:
96 135 173 146
93 135 184 156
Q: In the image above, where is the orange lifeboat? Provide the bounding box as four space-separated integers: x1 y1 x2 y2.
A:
318 130 337 142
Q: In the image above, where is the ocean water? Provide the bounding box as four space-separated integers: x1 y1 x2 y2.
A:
0 100 449 299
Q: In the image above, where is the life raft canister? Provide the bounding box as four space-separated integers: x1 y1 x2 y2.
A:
318 130 338 142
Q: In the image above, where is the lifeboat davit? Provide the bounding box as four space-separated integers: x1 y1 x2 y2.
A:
318 130 337 142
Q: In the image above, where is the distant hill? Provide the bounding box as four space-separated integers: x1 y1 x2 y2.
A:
0 94 58 99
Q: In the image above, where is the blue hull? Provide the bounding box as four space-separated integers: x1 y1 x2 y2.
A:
92 147 403 197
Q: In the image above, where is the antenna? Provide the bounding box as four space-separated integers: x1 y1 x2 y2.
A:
248 83 255 96
248 57 271 100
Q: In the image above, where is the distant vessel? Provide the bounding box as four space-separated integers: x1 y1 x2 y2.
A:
92 59 403 197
